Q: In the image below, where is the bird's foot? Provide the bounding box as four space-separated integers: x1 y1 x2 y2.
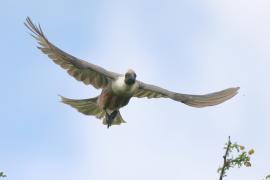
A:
106 111 118 128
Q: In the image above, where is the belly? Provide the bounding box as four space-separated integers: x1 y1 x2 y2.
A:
97 89 131 111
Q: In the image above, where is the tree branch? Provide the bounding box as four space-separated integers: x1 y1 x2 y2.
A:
219 136 232 180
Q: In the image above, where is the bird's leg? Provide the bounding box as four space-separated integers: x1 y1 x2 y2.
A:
106 110 118 128
105 111 110 128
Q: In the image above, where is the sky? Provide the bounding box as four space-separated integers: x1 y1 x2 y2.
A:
0 0 270 180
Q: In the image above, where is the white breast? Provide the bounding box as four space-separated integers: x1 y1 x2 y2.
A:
111 76 139 95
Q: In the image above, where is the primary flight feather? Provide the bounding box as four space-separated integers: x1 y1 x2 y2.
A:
25 17 239 128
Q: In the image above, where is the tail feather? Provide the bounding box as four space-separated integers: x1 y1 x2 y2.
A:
172 87 239 108
102 112 126 125
60 96 126 126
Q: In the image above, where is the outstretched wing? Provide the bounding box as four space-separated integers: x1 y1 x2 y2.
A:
133 81 239 108
25 17 120 89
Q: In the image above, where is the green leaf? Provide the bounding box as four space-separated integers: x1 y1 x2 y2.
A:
0 172 6 178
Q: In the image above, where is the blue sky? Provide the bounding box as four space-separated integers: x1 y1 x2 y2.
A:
1 0 270 179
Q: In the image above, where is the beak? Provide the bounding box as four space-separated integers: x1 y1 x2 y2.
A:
126 77 135 84
125 74 136 85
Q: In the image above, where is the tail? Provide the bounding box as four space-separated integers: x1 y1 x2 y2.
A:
172 87 239 108
60 96 126 126
103 111 126 127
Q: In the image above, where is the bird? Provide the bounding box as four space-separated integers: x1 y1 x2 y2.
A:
25 17 239 128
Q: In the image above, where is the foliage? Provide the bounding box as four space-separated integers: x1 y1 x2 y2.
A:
264 174 270 180
0 136 267 180
0 172 6 178
218 136 254 180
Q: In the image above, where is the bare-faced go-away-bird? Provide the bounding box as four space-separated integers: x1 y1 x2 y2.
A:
25 17 239 128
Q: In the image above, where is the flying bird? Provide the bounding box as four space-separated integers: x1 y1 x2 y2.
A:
25 17 239 128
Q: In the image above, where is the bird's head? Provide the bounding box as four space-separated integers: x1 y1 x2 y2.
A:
124 69 137 85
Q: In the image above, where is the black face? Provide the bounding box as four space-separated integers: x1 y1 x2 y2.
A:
124 72 136 85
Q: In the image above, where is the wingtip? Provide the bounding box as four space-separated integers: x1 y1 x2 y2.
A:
24 16 45 38
26 16 31 22
227 87 240 94
58 94 65 102
233 86 240 94
223 87 240 100
24 16 33 28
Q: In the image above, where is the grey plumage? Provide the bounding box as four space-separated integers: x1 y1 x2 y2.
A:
135 82 239 108
24 17 119 89
60 96 126 125
25 17 239 127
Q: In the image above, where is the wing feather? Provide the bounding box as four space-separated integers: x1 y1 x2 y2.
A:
25 17 120 89
60 96 106 119
133 81 173 99
133 81 239 108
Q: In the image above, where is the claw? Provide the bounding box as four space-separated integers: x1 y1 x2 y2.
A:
106 111 118 128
